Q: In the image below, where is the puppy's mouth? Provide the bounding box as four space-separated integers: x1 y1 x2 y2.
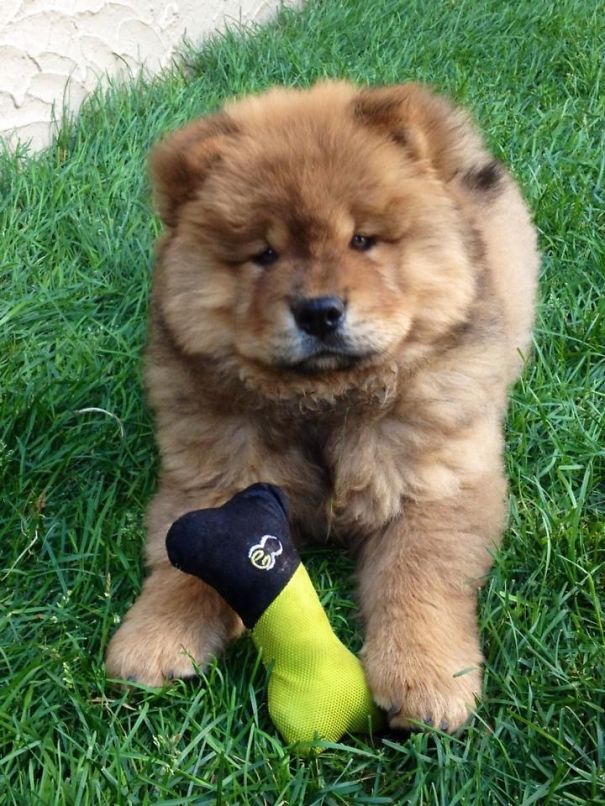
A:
279 341 376 374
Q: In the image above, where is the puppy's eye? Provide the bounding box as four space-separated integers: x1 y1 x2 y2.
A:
252 247 279 267
350 234 376 251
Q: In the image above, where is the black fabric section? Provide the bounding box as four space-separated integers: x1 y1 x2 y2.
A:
166 483 300 628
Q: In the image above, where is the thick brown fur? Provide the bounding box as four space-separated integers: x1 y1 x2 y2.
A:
106 81 539 732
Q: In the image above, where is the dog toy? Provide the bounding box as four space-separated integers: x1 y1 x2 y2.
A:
166 483 385 748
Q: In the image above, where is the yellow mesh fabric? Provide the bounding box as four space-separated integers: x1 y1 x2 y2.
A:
251 565 385 748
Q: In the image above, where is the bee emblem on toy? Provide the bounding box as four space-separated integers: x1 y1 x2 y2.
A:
248 535 283 571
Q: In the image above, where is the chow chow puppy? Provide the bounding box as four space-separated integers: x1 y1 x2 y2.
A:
106 81 538 732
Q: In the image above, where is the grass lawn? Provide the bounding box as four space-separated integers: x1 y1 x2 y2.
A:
1 0 603 802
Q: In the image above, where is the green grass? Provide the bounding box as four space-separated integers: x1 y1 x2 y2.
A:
1 0 603 802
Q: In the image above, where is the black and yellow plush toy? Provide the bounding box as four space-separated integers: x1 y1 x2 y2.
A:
166 483 385 749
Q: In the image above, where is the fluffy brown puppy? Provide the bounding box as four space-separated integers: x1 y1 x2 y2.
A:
106 81 538 733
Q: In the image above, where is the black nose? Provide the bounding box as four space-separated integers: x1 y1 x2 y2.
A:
291 296 346 339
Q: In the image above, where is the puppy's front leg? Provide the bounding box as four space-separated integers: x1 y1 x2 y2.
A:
105 489 243 686
358 477 506 733
105 564 241 686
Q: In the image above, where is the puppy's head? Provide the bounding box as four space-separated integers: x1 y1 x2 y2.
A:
151 82 481 378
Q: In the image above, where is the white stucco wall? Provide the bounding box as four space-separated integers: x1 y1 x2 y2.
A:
0 1 299 151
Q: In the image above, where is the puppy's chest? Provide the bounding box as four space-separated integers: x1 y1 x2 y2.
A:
284 416 408 540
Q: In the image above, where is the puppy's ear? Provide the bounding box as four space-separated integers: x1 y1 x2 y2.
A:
353 84 483 181
150 114 238 227
353 84 431 162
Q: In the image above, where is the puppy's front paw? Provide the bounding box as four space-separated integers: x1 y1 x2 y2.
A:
105 615 227 686
105 567 243 686
362 643 481 733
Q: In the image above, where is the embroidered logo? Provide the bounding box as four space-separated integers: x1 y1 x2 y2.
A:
248 535 283 571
